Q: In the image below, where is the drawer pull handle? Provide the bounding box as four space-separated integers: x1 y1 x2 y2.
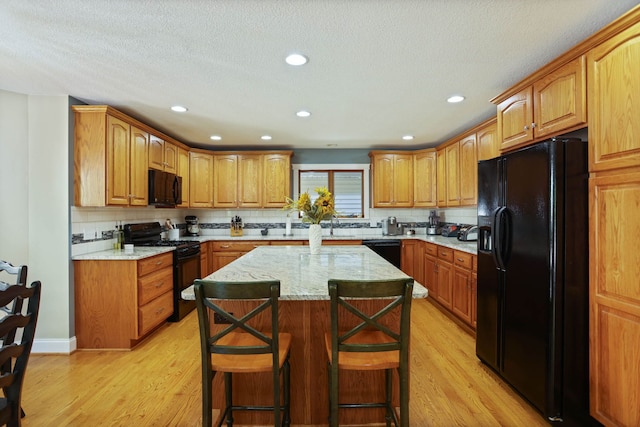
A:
220 245 230 249
457 258 464 262
155 308 164 315
155 282 163 288
156 261 163 265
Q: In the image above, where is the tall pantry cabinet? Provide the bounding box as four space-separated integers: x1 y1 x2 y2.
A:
587 18 640 427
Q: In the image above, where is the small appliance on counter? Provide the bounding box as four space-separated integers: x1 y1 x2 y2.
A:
382 216 404 236
457 225 478 241
185 215 200 236
441 223 461 237
231 215 243 236
427 210 441 235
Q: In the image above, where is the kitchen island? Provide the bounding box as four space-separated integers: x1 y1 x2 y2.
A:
182 245 427 426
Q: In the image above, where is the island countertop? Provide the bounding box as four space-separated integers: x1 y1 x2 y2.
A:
182 245 428 301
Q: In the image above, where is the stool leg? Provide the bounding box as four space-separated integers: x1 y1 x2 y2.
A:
329 361 339 427
385 369 392 427
399 365 409 427
273 363 281 427
283 357 291 427
224 372 233 427
203 369 213 427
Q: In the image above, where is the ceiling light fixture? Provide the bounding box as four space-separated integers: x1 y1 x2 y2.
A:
261 135 272 141
285 53 308 66
326 143 338 147
447 95 465 103
402 135 414 141
210 135 222 141
170 105 188 112
296 110 311 117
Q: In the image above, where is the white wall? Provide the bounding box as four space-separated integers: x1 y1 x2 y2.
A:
0 90 73 353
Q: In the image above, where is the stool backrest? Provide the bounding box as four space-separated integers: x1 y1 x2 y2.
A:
0 261 28 345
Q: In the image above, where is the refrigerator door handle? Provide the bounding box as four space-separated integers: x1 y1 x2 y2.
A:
493 206 507 271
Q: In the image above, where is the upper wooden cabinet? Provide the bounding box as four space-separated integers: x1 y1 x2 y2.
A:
496 56 587 152
588 21 640 172
149 135 178 174
213 154 262 208
369 152 414 208
262 153 292 208
476 119 499 161
445 142 461 206
189 151 214 208
413 150 437 207
177 147 189 208
436 148 447 207
459 134 477 206
73 106 149 207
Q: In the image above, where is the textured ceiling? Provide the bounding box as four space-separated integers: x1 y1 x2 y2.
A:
1 1 638 150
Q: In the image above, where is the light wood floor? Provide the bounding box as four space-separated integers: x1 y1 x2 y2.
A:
20 299 547 426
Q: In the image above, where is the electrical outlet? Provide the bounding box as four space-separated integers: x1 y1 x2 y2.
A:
214 312 232 324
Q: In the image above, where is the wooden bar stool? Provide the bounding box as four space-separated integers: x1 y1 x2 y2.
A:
194 279 291 427
325 278 413 427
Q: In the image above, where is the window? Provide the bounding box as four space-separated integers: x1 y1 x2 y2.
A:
293 164 370 219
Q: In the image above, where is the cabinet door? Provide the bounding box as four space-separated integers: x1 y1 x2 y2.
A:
213 154 238 208
177 147 189 208
589 170 640 426
372 154 395 207
163 142 178 174
238 154 262 207
149 135 165 171
533 56 586 139
401 240 416 277
189 151 214 208
497 86 534 151
424 254 437 299
588 22 640 172
106 115 131 206
263 153 291 207
445 142 460 206
393 154 414 207
435 261 453 310
212 252 241 272
413 151 437 207
436 149 447 207
129 125 149 206
459 134 477 206
477 120 499 161
452 266 472 325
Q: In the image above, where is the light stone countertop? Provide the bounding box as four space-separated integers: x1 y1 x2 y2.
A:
72 246 175 261
181 245 428 301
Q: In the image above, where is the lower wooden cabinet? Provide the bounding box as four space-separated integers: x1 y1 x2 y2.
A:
74 251 174 349
210 241 270 271
401 240 424 286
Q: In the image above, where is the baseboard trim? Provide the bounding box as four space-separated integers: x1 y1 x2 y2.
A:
31 336 77 354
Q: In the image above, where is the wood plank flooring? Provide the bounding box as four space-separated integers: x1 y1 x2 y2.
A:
20 299 547 426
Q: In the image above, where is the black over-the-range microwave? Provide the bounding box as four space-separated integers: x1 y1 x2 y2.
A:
148 169 182 207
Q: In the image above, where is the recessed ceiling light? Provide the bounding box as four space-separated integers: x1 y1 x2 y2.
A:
285 53 308 66
210 135 222 141
402 135 414 141
170 105 188 112
447 95 465 103
296 110 311 117
261 135 272 141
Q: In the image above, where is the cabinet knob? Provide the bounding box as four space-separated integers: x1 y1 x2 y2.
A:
531 122 536 129
523 125 529 131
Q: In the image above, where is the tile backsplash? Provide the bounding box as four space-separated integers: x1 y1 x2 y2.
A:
71 206 477 256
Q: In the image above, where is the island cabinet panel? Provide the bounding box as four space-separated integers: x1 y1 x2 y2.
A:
208 299 402 425
74 252 174 349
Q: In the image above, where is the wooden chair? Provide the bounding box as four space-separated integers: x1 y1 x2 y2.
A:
0 280 41 427
194 279 291 427
325 278 414 427
0 261 28 346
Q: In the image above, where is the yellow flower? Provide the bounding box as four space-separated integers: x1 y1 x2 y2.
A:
283 187 338 224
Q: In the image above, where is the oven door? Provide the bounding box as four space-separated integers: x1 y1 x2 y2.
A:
169 250 200 322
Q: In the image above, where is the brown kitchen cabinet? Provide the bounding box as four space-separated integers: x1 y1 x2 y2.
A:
214 153 262 208
262 153 292 208
459 134 477 206
74 251 174 349
436 147 447 207
149 134 178 174
413 150 437 207
210 241 270 272
445 142 461 206
452 251 474 326
189 150 214 208
177 147 190 208
369 151 414 208
401 239 424 285
495 56 586 152
476 118 499 161
72 106 149 207
199 241 210 277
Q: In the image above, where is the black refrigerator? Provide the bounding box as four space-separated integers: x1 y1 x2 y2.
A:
476 138 599 426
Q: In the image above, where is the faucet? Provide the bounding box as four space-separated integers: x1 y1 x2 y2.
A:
330 215 339 237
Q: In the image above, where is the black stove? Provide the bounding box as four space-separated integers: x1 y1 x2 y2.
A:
124 222 201 322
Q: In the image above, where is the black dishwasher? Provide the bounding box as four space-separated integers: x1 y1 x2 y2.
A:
362 239 401 268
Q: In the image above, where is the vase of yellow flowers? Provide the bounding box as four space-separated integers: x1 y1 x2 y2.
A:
283 187 338 254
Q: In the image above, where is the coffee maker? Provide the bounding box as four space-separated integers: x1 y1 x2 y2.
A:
185 215 200 236
382 216 404 236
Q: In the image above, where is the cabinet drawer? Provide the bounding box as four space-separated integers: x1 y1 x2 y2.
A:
437 247 454 262
138 252 173 277
270 240 305 245
138 291 173 336
454 251 473 269
424 243 438 256
138 267 173 306
211 241 269 252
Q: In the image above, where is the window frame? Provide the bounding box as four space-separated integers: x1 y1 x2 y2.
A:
292 163 370 219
